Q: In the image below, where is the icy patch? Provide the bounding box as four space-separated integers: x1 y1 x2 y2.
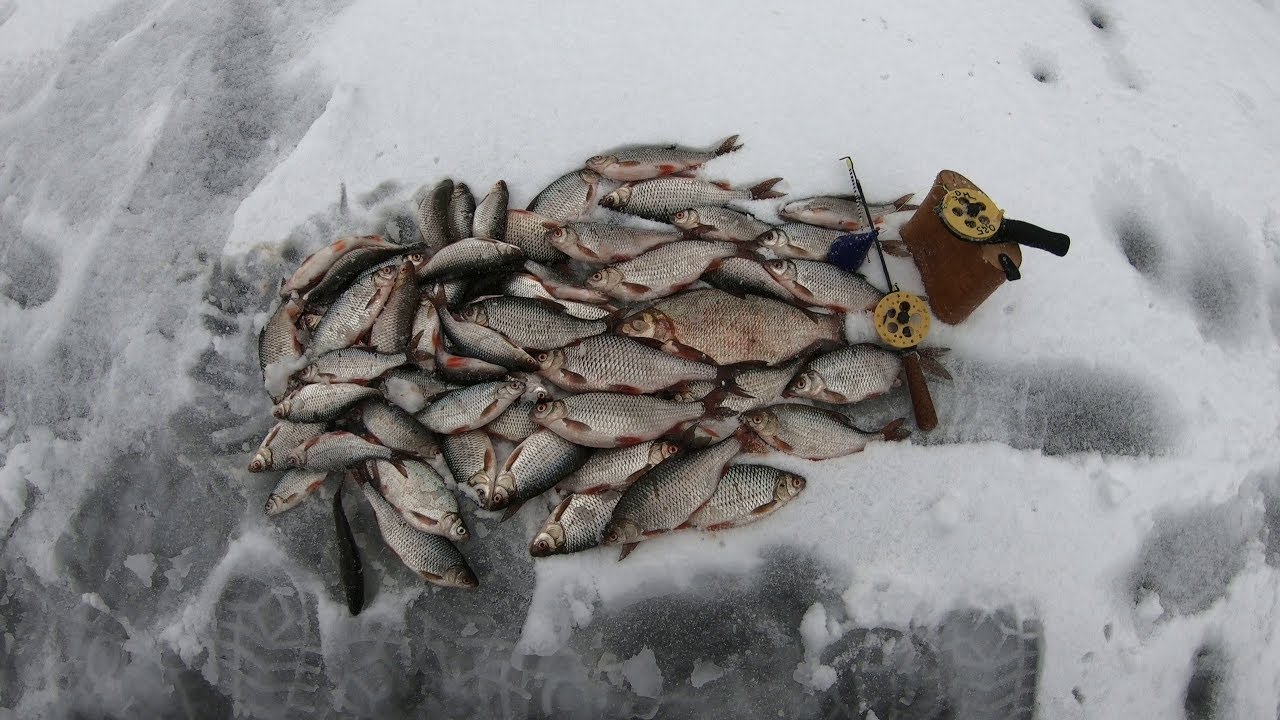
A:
621 647 663 699
689 658 726 688
794 601 841 691
262 354 309 401
382 375 427 413
124 553 156 588
163 546 197 592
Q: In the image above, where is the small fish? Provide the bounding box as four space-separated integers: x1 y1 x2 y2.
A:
555 441 681 495
249 421 327 472
599 177 785 222
369 260 422 353
356 398 441 460
305 245 419 305
529 491 623 557
415 379 526 435
531 392 729 449
281 235 403 297
461 296 607 351
418 238 525 283
443 430 498 499
272 382 381 423
333 483 365 615
488 429 591 513
484 398 541 443
671 207 772 243
287 430 393 470
586 135 742 181
545 222 681 264
433 295 540 371
777 193 915 232
601 436 743 554
431 327 513 384
406 297 439 364
264 469 329 515
702 257 795 303
258 293 306 396
522 261 613 304
473 180 509 241
447 183 476 244
499 274 615 321
308 263 401 357
297 349 406 385
584 240 741 302
527 168 602 221
756 223 846 261
367 459 468 542
740 404 909 460
686 464 805 531
764 258 884 313
357 477 478 588
785 344 951 404
414 179 454 252
380 367 463 413
535 335 724 395
504 209 565 264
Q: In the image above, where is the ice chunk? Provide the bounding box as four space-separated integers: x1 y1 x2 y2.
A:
689 658 726 688
621 647 663 699
124 553 156 588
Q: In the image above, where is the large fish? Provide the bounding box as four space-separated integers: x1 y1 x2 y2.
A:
546 222 680 264
417 238 525 283
671 206 772 243
473 180 509 240
333 483 365 615
522 260 613 304
764 258 884 313
488 429 591 514
431 327 513 384
264 468 329 516
584 240 741 302
601 436 743 556
447 183 476 244
529 491 623 557
503 209 565 263
740 404 908 460
527 168 602 221
249 421 327 472
305 244 419 305
784 344 952 404
280 235 404 297
287 430 393 470
356 398 441 461
536 334 726 395
555 441 681 495
599 177 784 222
531 391 729 448
701 257 795 303
272 382 380 423
308 263 401 357
414 179 454 252
443 430 498 499
367 459 468 542
357 477 478 588
462 296 606 351
298 349 406 385
777 193 914 232
415 379 526 435
686 464 805 531
616 288 843 366
586 135 742 181
368 260 422 353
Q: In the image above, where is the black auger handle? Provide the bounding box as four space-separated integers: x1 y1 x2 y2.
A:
1000 219 1071 257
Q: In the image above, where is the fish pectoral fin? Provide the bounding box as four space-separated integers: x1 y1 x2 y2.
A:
618 543 639 562
709 180 733 190
615 435 645 447
561 418 593 433
620 281 652 295
750 500 779 515
607 383 646 395
409 511 439 526
770 436 796 453
703 521 735 531
559 368 590 385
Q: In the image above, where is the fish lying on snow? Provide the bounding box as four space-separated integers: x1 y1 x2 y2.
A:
528 169 602 222
473 181 509 240
367 458 468 541
585 240 744 302
308 263 402 357
532 391 731 448
356 473 478 589
765 258 885 313
535 334 733 395
546 222 681 264
784 344 950 404
671 206 772 243
686 464 805 531
265 469 329 516
556 440 681 495
414 179 454 252
488 429 591 514
249 421 327 473
416 379 526 434
281 235 404 298
461 296 607 351
530 491 623 557
333 483 365 615
504 209 566 263
777 193 915 231
586 134 742 181
447 183 476 244
600 176 785 222
740 404 909 460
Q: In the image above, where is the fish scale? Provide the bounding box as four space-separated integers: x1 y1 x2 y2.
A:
305 245 413 304
549 222 681 263
527 169 601 221
787 344 902 404
443 430 497 493
586 135 740 181
756 223 847 260
672 206 772 243
503 210 565 263
766 258 884 313
464 296 606 350
742 403 897 460
369 262 421 353
702 257 795 303
601 176 782 222
367 459 466 541
604 437 742 545
484 398 540 443
272 382 381 423
686 464 805 530
534 392 711 448
530 491 623 556
416 380 525 434
258 294 305 372
447 183 476 243
281 235 401 297
264 468 330 516
414 179 453 252
298 348 406 384
499 274 614 320
309 264 400 357
489 429 591 510
288 431 393 470
249 421 328 472
418 238 525 282
539 335 720 394
473 181 509 240
556 441 680 495
358 480 477 588
357 398 441 460
586 240 739 302
435 299 539 370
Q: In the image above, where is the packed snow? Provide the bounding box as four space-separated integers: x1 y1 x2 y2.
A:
2 0 1280 718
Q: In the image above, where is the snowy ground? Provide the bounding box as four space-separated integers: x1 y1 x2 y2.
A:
2 0 1280 718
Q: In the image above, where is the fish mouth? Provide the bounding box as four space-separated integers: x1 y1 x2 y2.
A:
529 532 559 557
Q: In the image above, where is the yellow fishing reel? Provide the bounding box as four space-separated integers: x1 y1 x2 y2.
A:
938 186 1004 242
874 291 931 349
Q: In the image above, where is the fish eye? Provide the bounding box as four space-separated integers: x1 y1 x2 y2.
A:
794 376 809 390
588 155 607 164
769 260 787 271
456 526 468 537
590 271 604 282
674 210 689 221
409 253 424 262
535 402 548 413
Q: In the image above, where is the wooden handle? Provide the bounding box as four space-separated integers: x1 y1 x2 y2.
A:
903 351 938 431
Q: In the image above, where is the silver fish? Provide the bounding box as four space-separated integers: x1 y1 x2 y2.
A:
503 209 565 264
358 478 478 588
272 382 381 423
702 256 795 303
356 398 441 460
546 222 681 264
369 260 422 353
522 261 613 304
249 421 327 473
499 274 615 320
439 279 471 309
686 464 805 530
785 344 902 404
671 206 772 243
414 179 454 252
473 180 509 240
555 441 681 495
367 459 467 541
280 235 403 297
447 183 476 244
616 288 843 366
756 223 846 260
527 168 602 221
488 429 591 512
764 258 884 313
598 177 784 222
584 240 740 302
740 404 908 460
415 379 526 434
536 335 723 394
434 296 540 371
462 296 607 351
380 367 463 413
418 238 525 283
264 469 329 516
529 491 623 557
258 293 305 372
484 398 540 443
298 349 406 385
443 430 498 496
406 296 439 363
602 436 742 551
777 193 915 232
287 430 393 470
431 327 513 384
585 135 742 182
304 244 418 304
308 263 401 357
531 392 727 448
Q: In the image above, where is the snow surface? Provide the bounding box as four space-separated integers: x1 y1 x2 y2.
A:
2 0 1280 718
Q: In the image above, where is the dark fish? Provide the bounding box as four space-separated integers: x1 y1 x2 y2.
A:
333 483 365 615
528 168 602 221
447 183 476 244
414 179 454 252
369 259 422 353
488 429 591 513
473 180 509 240
702 256 795 303
418 238 525 282
308 263 401 357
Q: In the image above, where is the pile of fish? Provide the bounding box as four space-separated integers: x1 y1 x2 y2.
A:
251 134 944 604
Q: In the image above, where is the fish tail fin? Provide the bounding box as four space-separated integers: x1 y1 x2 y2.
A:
750 178 786 200
880 417 911 442
716 366 754 399
733 425 771 454
891 193 916 209
879 238 912 258
917 347 953 380
716 134 743 156
701 388 736 420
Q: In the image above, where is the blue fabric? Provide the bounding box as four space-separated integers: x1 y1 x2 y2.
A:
825 231 875 271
